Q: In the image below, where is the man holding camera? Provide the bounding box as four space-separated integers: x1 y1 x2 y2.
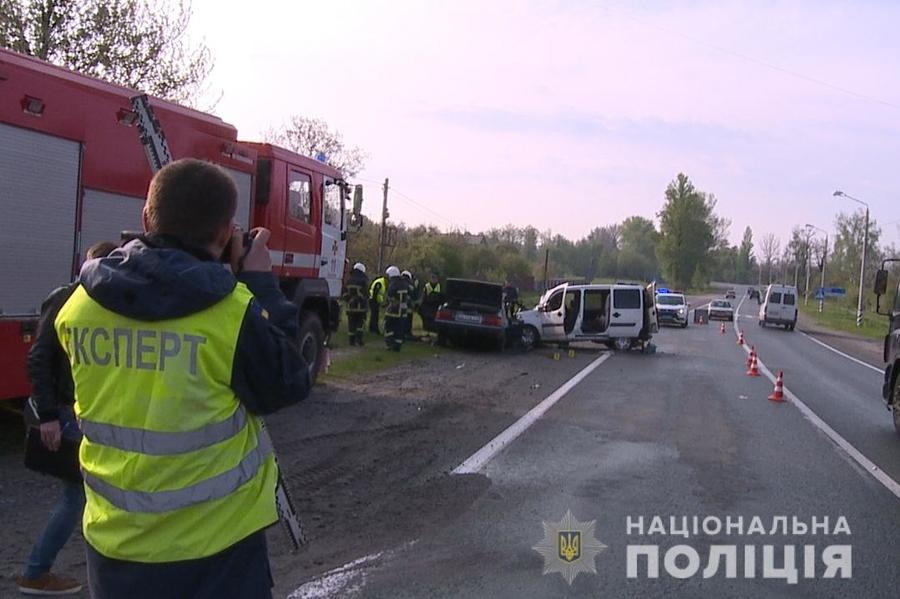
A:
53 159 310 598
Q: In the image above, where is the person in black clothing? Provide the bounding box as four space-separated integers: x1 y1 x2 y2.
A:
343 263 369 346
402 270 419 340
383 266 409 351
17 241 117 596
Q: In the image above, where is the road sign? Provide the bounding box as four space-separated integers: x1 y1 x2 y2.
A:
815 287 846 298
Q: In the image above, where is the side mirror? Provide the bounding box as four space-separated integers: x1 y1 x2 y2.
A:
874 269 888 296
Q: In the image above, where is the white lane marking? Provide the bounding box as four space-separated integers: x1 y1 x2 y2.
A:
733 298 900 500
288 541 418 599
452 353 612 475
798 330 883 374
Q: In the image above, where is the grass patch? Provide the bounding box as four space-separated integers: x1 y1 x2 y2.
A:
798 300 887 341
324 313 449 380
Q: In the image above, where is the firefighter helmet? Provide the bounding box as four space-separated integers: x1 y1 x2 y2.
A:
353 262 366 273
386 265 400 278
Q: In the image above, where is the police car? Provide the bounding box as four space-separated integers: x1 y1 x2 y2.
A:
655 289 689 328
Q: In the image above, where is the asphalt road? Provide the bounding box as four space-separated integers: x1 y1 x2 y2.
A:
290 290 900 598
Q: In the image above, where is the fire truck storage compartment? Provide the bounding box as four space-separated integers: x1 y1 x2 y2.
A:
0 122 80 315
80 189 144 253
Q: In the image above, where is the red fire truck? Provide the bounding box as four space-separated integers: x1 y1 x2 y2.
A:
0 48 359 399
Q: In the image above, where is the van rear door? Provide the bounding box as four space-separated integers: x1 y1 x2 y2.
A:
610 287 643 338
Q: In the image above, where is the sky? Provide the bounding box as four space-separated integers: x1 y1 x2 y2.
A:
189 0 900 249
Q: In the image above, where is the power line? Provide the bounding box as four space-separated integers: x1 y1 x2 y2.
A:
354 177 460 228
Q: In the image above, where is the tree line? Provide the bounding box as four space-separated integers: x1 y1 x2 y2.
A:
349 173 750 291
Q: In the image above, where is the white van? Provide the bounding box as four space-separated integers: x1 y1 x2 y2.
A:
758 284 799 330
518 282 659 351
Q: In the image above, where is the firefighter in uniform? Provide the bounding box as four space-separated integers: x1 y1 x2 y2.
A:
53 159 310 599
383 266 409 351
343 262 369 346
368 272 387 334
420 272 443 333
402 270 420 340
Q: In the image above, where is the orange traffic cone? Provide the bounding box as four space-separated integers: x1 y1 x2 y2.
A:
720 322 726 334
746 353 760 377
746 345 756 369
737 330 745 345
768 371 785 402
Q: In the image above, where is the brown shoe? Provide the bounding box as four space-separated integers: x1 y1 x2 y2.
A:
16 573 82 595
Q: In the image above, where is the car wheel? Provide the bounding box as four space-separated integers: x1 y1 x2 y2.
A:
892 376 900 437
298 313 325 384
681 321 688 329
521 325 540 349
613 337 631 351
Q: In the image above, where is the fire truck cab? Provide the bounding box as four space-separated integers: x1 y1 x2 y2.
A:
0 48 354 398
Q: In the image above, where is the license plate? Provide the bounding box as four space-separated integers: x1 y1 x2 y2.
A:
454 313 482 323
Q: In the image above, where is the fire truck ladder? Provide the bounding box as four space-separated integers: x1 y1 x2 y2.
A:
130 94 173 173
128 94 308 551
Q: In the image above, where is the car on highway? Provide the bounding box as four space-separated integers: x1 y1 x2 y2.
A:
873 260 900 435
707 299 734 321
518 282 659 351
655 290 689 328
725 289 736 299
434 279 508 350
758 284 798 330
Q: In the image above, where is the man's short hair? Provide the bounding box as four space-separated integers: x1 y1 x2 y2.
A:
145 159 237 247
86 241 118 260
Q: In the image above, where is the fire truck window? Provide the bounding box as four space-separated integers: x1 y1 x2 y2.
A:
288 172 311 223
323 182 341 227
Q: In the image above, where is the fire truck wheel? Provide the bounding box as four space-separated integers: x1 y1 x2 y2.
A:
299 313 325 383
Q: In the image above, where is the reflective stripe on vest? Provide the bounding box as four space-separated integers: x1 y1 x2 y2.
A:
79 406 247 456
55 283 278 562
82 431 272 513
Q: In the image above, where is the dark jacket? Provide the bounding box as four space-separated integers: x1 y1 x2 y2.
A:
343 269 369 312
386 276 411 316
68 235 310 416
27 284 78 422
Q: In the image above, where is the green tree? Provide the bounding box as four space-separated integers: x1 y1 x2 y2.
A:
830 211 882 308
618 216 660 280
0 0 212 105
737 226 754 283
656 173 716 289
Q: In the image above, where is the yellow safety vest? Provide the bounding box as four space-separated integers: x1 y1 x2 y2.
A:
369 277 386 304
425 282 441 296
55 284 277 562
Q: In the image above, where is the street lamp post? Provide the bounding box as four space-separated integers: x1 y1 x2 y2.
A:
833 191 869 327
802 227 813 306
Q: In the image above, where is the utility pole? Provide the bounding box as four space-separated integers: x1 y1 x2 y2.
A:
804 230 812 306
820 233 828 313
377 178 389 275
543 249 550 291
